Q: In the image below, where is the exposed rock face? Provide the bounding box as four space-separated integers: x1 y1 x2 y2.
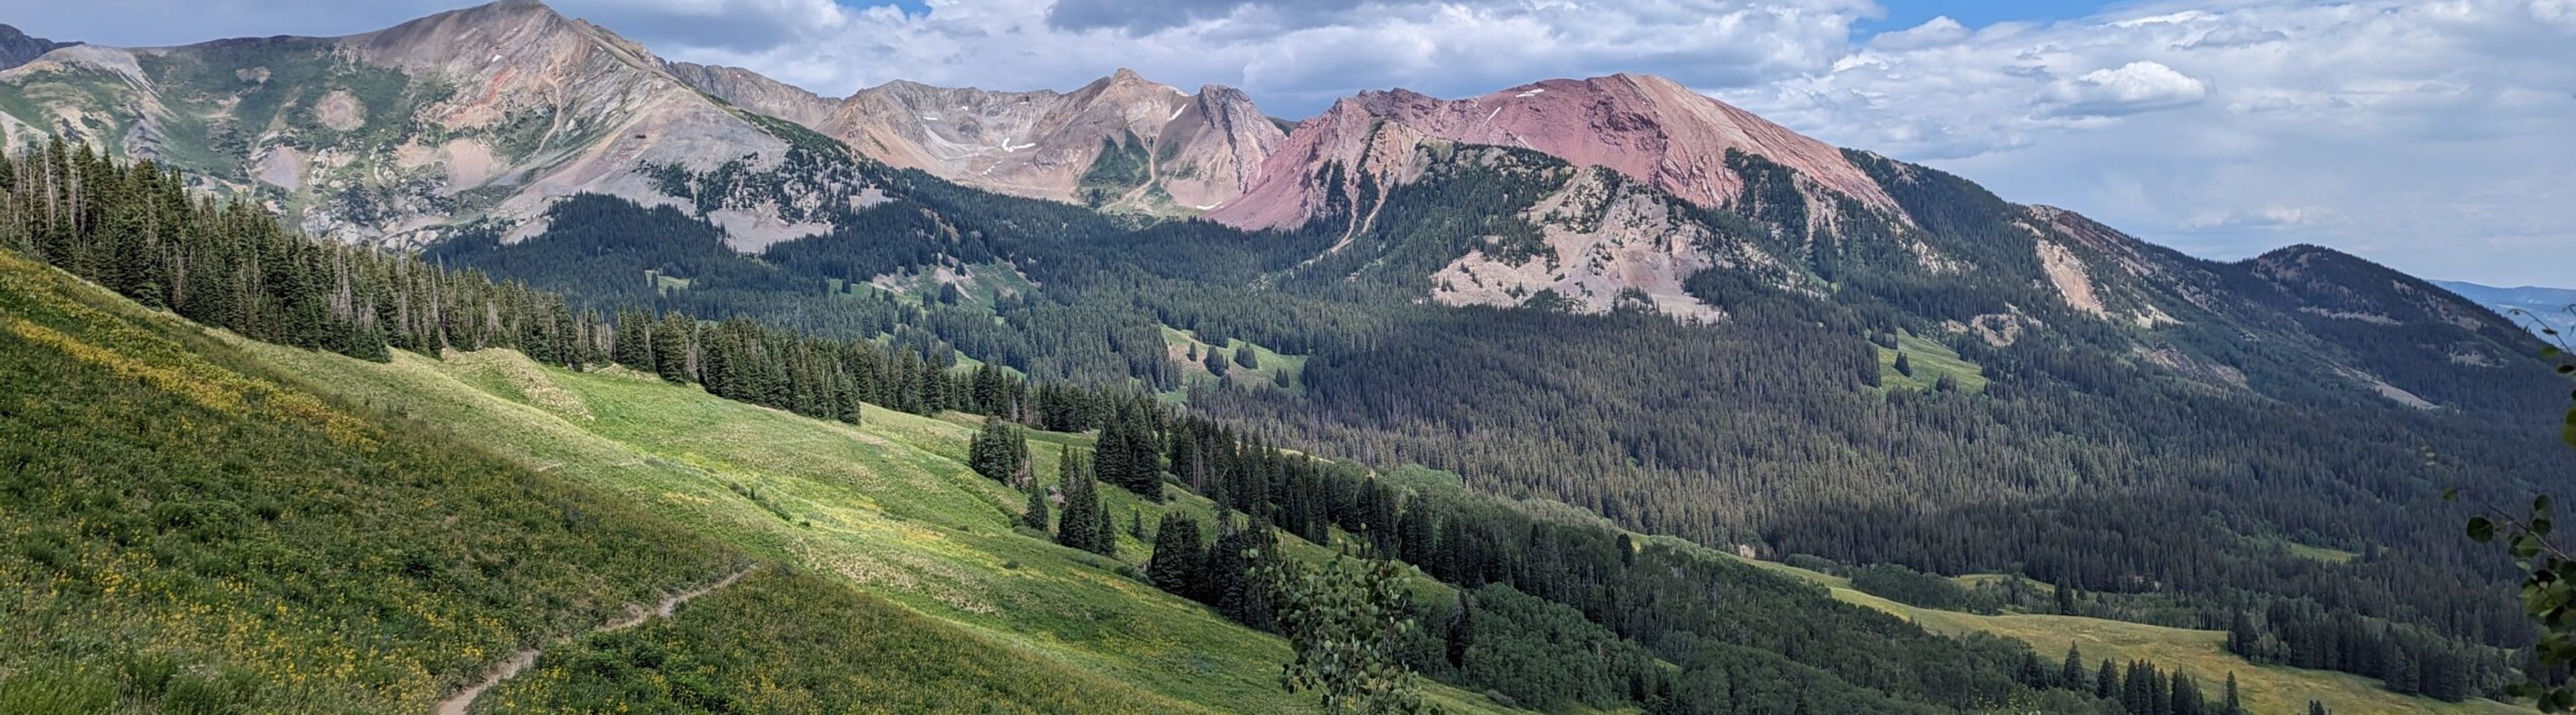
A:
1362 74 1893 209
1215 73 1894 231
0 0 825 247
1208 98 1434 231
1430 167 1788 321
0 25 78 72
738 68 1285 213
663 61 836 127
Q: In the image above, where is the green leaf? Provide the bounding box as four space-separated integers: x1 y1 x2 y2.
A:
2544 517 2560 537
2544 495 2558 514
2470 516 2496 543
2443 488 2461 502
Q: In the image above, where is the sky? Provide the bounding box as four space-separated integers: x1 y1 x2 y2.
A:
6 0 2573 287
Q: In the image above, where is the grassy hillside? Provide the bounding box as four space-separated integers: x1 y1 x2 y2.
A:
221 307 1516 712
0 252 1512 714
1711 545 2528 715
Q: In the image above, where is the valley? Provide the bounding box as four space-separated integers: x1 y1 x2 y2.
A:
2 1 2571 712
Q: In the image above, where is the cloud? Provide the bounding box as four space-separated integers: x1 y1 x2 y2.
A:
1713 0 2576 286
8 0 2573 285
2039 60 2208 117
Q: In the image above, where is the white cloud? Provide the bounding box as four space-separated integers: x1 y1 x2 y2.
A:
1714 0 2576 286
2040 60 2208 117
9 0 2573 285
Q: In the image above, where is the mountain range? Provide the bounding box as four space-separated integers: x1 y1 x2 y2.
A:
3 3 2570 712
2434 280 2576 339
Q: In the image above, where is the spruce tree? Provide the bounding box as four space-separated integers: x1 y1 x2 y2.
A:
2222 672 2242 715
968 417 1028 484
2096 659 2118 701
2061 643 2086 692
1147 511 1206 598
1022 483 1051 531
2171 673 2201 715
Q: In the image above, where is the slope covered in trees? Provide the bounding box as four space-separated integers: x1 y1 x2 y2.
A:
9 142 2467 713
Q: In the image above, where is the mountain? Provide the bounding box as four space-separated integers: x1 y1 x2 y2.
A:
771 68 1283 214
2433 279 2576 339
0 0 845 248
1213 73 1894 230
3 3 2568 710
0 24 79 70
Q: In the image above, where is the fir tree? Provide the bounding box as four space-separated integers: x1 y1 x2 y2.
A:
2061 643 2086 692
1147 511 1206 598
1022 484 1051 531
968 417 1029 484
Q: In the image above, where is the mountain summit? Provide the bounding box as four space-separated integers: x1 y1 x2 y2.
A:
669 66 1287 214
0 0 833 247
1212 73 1894 230
0 25 80 71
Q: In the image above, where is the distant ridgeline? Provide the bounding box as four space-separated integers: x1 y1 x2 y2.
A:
3 140 2369 713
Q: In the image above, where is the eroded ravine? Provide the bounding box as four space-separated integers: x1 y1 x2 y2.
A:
433 564 758 715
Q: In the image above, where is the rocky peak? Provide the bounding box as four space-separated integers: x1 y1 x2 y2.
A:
0 25 80 72
1356 73 1896 211
1213 73 1900 231
812 70 1280 213
665 61 836 127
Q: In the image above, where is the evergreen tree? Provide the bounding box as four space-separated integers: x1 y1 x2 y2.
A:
651 311 695 383
1022 483 1051 531
1235 346 1258 369
2171 673 2202 715
1055 447 1112 555
2222 672 2243 715
968 417 1030 484
2061 643 2086 692
2309 701 2329 715
2096 659 2120 702
1147 511 1207 599
1893 351 1914 377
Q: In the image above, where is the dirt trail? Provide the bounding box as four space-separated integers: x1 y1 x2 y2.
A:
432 564 757 715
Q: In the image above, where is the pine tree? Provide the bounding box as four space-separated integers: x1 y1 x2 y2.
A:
2171 672 2202 715
1022 484 1051 531
2061 643 2086 692
968 417 1029 484
2096 659 2119 701
1234 346 1258 369
1893 351 1914 377
1055 447 1111 555
2308 701 2329 715
1147 511 1206 599
2222 672 2243 715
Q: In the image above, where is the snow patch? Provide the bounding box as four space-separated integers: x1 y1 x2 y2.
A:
1167 106 1184 122
1514 88 1546 97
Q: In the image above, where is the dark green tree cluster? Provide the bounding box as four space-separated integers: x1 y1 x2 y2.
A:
1053 447 1114 556
1093 404 1164 500
2223 602 2496 701
968 417 1030 484
0 140 604 367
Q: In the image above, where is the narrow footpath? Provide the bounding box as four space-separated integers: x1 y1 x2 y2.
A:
432 564 758 715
